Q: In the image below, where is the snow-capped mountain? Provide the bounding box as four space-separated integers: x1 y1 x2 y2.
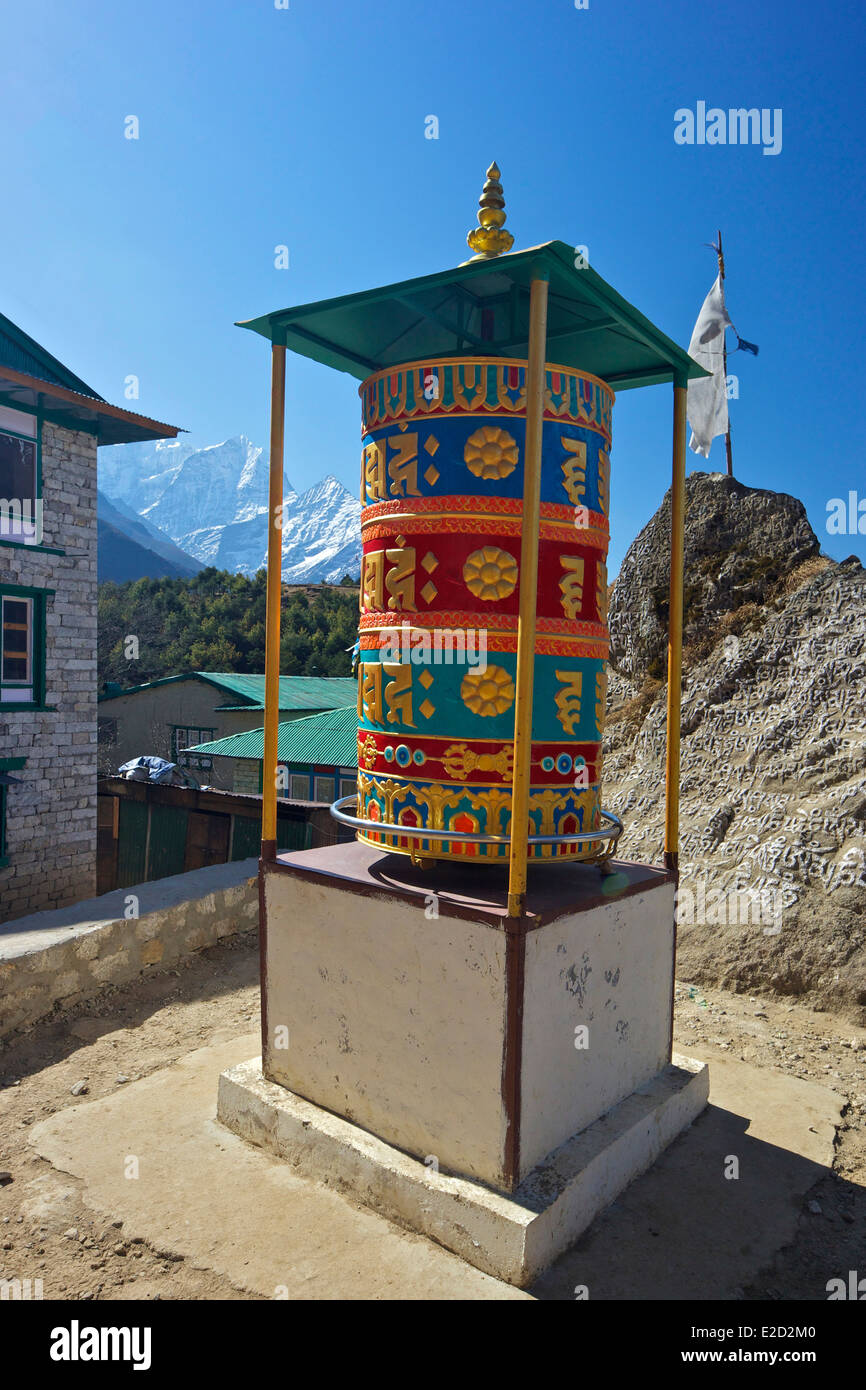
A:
279 474 362 582
98 437 193 512
98 436 361 583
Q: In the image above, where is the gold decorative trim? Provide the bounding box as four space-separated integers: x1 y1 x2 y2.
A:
358 356 615 405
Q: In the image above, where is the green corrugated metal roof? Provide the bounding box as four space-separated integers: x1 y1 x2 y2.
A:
0 311 103 399
237 240 709 392
187 704 358 768
0 310 182 445
210 673 358 711
99 672 357 711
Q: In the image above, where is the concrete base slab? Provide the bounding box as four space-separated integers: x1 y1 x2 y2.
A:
28 1035 844 1300
217 1053 710 1286
30 1035 528 1301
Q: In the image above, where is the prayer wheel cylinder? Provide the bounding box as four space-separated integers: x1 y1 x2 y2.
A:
356 356 613 862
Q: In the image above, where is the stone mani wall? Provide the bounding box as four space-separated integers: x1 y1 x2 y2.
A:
0 423 98 923
0 858 258 1038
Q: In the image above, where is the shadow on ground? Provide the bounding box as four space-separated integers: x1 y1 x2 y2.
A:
532 1098 860 1301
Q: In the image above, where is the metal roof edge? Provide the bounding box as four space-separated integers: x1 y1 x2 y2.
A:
544 242 709 382
99 672 358 706
98 673 201 702
234 237 709 385
0 310 105 399
0 365 183 442
98 672 244 702
188 702 357 759
234 242 562 342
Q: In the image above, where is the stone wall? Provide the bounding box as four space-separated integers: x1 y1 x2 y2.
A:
0 858 258 1038
232 759 261 795
1 422 98 922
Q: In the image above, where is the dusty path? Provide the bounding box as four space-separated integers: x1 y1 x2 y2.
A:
0 933 260 1300
1 933 864 1300
674 978 866 1299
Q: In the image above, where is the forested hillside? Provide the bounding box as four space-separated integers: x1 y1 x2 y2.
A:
98 568 359 686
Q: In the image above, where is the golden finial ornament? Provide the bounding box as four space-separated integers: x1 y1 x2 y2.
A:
466 161 514 260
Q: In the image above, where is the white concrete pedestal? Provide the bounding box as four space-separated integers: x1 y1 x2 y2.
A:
216 843 709 1285
218 1051 707 1286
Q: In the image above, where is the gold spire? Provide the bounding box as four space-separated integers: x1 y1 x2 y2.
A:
466 161 514 260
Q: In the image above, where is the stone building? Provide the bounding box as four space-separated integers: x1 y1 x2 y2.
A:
97 673 357 791
0 310 179 923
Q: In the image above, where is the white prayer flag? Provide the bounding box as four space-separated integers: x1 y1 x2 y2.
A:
686 274 732 458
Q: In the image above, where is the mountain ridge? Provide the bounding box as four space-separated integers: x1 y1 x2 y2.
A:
97 491 205 583
98 435 361 583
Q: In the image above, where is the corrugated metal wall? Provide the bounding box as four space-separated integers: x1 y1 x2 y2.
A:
98 779 336 893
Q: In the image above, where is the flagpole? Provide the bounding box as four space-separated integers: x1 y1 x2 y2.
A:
716 229 733 479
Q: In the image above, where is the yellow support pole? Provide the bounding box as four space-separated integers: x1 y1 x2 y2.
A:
507 273 549 918
664 379 688 870
261 343 287 860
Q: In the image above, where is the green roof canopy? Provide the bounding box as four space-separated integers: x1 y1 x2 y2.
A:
0 310 102 398
188 704 358 768
0 310 182 446
237 240 708 392
98 672 358 712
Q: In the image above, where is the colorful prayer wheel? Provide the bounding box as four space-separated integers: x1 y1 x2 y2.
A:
356 355 614 862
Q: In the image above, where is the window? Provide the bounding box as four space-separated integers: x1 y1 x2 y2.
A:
314 775 336 805
289 774 310 801
1 597 31 690
0 586 48 707
0 407 40 545
339 776 357 801
171 726 215 771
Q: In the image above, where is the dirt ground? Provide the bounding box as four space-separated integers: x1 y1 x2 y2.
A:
1 932 864 1301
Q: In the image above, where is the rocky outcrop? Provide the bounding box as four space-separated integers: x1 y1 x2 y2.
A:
605 477 866 1020
608 472 819 681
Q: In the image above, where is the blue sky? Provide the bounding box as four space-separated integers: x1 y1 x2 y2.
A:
2 0 864 575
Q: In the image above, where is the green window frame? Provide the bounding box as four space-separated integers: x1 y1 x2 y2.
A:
285 769 311 801
0 404 42 549
0 758 26 869
313 773 336 805
171 725 216 771
0 584 51 710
